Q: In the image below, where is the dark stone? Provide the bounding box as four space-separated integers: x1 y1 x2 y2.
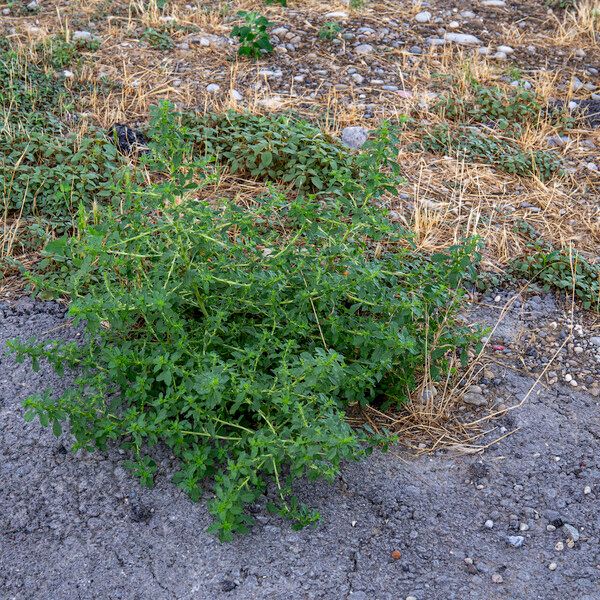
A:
220 580 237 592
108 124 149 155
128 491 153 523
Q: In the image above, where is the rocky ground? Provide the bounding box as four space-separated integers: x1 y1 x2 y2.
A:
1 293 599 600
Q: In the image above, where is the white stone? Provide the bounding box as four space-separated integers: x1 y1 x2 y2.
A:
230 89 243 101
206 83 220 93
325 11 348 19
482 0 506 6
497 45 514 54
73 31 93 41
444 32 482 45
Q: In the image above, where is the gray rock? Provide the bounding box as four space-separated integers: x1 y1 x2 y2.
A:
507 536 525 548
463 391 487 407
206 83 220 94
415 11 432 23
563 524 580 542
355 44 374 54
497 45 514 54
590 337 600 346
482 0 506 6
26 0 38 10
341 126 369 149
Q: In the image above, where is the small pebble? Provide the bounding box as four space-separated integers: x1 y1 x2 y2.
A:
507 535 525 548
549 562 557 571
484 520 494 529
491 573 504 584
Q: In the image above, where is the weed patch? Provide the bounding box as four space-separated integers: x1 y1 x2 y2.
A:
418 125 562 180
11 102 482 540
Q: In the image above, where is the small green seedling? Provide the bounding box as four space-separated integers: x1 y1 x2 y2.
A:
319 22 343 41
231 11 274 59
142 27 174 50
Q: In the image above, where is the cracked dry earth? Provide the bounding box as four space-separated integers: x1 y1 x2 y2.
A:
1 295 600 600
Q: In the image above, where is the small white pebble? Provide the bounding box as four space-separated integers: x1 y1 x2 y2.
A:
584 486 592 495
565 374 573 382
491 573 504 584
519 523 530 532
555 541 564 551
547 525 556 532
549 562 557 571
485 519 494 529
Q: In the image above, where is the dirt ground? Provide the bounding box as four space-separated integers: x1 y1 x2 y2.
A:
1 293 599 600
1 0 600 598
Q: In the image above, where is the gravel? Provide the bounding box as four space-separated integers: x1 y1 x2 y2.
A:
1 294 600 600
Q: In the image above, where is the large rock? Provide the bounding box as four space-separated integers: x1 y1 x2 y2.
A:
341 126 369 149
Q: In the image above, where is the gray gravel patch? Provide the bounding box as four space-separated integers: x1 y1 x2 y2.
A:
1 297 599 600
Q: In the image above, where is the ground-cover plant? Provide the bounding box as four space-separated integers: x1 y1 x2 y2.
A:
418 125 562 180
180 110 358 193
434 81 570 133
1 127 125 219
510 243 600 311
232 11 274 58
141 27 175 50
11 102 482 540
0 46 70 119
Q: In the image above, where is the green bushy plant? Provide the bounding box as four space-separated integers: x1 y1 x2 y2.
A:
11 101 482 540
232 11 273 58
418 125 562 180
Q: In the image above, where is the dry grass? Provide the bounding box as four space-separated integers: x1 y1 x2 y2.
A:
551 0 600 47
